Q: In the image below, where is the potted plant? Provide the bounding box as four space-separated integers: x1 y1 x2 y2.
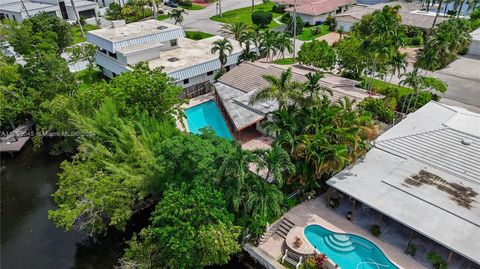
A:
371 224 381 237
294 236 303 248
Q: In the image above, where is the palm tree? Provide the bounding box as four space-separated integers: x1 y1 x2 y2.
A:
400 68 425 113
275 33 293 59
249 68 302 109
388 51 407 83
238 29 257 62
211 38 233 72
338 26 345 40
244 177 285 218
220 22 248 42
301 72 332 102
253 145 295 187
432 0 444 27
170 8 187 25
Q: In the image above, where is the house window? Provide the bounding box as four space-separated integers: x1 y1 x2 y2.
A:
108 51 117 59
207 71 214 76
12 15 16 21
100 48 107 54
225 65 230 71
183 78 189 85
170 39 177 47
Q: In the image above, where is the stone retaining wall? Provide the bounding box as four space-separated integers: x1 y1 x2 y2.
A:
244 243 285 269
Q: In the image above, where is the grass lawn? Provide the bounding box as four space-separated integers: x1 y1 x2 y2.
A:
297 25 330 41
157 14 170 20
272 58 297 65
70 24 98 44
210 2 283 29
185 31 214 40
182 4 205 10
76 69 105 90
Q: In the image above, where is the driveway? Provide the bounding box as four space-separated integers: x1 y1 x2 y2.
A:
390 55 480 113
164 0 263 35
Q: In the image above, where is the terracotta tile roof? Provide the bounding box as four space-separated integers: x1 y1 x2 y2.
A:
284 0 356 16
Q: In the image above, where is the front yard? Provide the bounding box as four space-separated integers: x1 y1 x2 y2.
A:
210 2 283 29
297 25 330 41
71 24 98 44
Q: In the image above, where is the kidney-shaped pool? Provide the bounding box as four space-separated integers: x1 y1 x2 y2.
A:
304 225 398 269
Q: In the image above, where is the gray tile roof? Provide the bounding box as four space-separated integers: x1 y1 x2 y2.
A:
215 62 380 130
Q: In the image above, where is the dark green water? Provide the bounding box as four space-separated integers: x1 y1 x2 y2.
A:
1 143 260 269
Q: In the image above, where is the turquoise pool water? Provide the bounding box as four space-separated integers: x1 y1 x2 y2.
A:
185 100 233 140
304 225 398 269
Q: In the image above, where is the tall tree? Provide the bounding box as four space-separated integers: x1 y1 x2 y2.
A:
211 38 233 72
170 8 187 25
249 68 302 109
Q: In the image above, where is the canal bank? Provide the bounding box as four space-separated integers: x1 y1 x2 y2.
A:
1 143 264 269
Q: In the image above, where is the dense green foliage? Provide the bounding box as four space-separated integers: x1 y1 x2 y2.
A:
416 18 473 70
298 40 336 71
123 182 241 268
285 15 304 36
397 92 434 113
6 13 72 55
358 98 395 124
250 69 378 190
251 11 273 27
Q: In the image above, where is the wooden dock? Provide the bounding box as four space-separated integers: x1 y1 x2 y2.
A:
0 123 32 154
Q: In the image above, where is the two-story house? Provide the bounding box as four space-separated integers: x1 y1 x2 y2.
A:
87 20 245 96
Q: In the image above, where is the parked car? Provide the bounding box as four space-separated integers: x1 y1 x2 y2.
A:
164 1 179 8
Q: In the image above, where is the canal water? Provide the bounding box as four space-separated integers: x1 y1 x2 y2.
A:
1 143 260 269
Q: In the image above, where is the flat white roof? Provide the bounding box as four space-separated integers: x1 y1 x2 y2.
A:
149 36 243 73
0 1 57 12
88 20 182 42
87 20 185 52
327 101 480 265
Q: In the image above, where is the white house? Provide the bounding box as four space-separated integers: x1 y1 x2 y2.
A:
0 0 99 22
335 2 448 31
277 0 356 25
327 101 480 267
87 20 245 94
469 28 480 56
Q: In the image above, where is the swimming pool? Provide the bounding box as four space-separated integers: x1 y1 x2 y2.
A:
185 100 233 140
304 225 398 269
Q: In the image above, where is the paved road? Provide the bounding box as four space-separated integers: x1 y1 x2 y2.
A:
164 0 263 34
390 55 480 113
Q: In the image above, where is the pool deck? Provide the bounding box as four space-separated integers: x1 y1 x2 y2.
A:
259 196 428 269
177 93 275 150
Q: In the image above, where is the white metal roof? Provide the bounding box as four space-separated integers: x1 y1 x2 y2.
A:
327 101 480 265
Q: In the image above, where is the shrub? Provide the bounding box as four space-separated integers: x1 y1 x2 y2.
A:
324 15 337 31
470 8 480 21
252 11 273 27
79 15 86 26
272 4 286 13
177 0 192 7
371 224 381 237
280 12 290 23
397 92 433 113
427 251 447 269
285 15 304 35
405 243 417 257
358 98 395 124
409 35 423 46
377 86 400 103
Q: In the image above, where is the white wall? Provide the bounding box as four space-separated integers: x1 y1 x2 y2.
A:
469 40 480 56
336 20 354 32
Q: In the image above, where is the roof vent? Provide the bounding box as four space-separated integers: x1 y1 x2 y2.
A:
168 57 180 62
461 138 472 146
157 25 168 30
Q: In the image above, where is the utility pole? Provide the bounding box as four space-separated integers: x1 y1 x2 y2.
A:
20 0 31 18
292 0 297 61
70 0 85 37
